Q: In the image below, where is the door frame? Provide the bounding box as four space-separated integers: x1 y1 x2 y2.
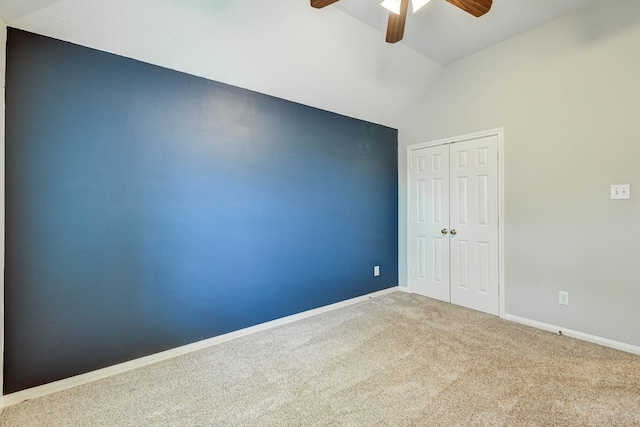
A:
407 128 505 318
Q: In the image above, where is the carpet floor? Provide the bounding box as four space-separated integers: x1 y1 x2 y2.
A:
1 292 639 426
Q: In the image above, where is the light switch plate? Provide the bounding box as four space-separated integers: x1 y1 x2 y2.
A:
611 184 630 200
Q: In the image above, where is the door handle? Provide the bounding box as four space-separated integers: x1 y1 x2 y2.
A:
441 229 448 235
450 229 457 236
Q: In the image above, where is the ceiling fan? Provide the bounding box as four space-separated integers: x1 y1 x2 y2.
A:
311 0 492 43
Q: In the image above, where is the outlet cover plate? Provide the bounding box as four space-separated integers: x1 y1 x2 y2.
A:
559 291 569 306
374 266 380 277
611 184 630 200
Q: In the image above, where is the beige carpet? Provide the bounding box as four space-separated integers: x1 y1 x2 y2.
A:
1 292 639 426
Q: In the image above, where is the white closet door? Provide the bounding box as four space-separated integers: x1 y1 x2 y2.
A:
409 134 500 316
449 135 499 315
409 144 450 302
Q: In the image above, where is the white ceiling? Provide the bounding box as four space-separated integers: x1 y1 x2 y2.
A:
4 0 444 128
335 0 604 64
0 0 608 128
0 0 603 65
0 0 60 22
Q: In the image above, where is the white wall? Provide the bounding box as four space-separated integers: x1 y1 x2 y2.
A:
9 0 441 129
399 0 640 347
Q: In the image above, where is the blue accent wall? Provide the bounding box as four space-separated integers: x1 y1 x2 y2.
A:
4 28 398 393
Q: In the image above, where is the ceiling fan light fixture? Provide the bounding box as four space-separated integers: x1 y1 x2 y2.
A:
411 0 432 13
381 0 401 15
382 0 432 15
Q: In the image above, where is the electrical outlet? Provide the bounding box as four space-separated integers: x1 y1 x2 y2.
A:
611 184 630 200
559 291 569 306
374 266 380 277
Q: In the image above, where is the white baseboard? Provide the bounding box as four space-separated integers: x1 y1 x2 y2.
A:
504 313 640 356
2 286 398 408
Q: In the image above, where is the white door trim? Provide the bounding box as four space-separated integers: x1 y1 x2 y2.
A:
407 128 505 318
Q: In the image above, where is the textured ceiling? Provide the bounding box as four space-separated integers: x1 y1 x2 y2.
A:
0 0 60 22
0 0 604 65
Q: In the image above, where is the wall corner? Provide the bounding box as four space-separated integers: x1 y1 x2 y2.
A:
1 19 7 411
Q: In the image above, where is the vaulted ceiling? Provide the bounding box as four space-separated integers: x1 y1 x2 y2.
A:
0 0 605 127
333 0 603 64
0 0 603 65
0 0 60 22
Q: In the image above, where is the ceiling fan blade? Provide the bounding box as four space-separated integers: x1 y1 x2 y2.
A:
446 0 492 17
386 0 410 43
310 0 340 8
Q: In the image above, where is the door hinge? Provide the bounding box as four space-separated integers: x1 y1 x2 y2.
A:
410 267 413 276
